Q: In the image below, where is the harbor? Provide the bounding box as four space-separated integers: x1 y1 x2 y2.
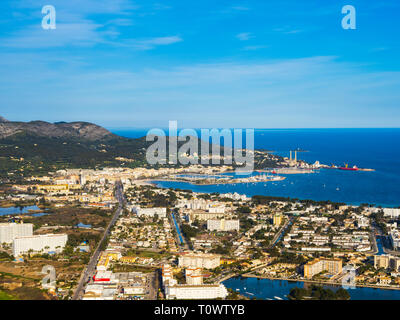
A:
223 276 400 300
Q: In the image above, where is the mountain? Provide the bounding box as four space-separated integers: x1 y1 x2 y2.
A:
0 118 150 175
0 119 116 141
0 117 279 178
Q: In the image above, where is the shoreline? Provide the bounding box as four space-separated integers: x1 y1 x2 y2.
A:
238 273 400 291
146 178 400 208
146 176 286 186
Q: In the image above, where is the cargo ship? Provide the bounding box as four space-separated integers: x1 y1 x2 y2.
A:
338 164 375 172
338 164 358 171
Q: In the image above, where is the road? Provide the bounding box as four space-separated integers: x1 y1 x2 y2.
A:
169 210 189 251
72 181 126 300
146 270 159 300
270 218 292 248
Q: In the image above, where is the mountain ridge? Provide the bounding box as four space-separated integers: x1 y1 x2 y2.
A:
0 117 117 141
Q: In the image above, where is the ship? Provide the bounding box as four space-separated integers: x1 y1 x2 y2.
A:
338 164 359 171
338 163 375 171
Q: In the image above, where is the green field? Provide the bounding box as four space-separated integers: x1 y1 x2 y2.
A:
0 290 15 300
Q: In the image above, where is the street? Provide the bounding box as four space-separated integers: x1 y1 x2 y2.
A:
72 181 126 300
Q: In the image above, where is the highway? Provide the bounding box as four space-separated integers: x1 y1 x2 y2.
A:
72 181 126 300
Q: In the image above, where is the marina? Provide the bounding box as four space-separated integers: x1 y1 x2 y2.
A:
223 276 400 300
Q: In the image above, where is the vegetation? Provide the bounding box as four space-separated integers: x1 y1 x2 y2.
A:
288 285 350 300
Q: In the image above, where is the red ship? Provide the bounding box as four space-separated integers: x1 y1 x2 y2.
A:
338 164 358 171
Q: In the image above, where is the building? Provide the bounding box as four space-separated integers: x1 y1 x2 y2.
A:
132 207 167 218
273 213 283 227
162 263 227 300
383 208 400 219
165 283 228 300
178 253 220 269
189 210 225 222
374 254 400 271
12 234 68 256
207 219 240 232
0 223 33 244
303 258 342 279
374 255 390 269
162 264 177 286
185 268 203 285
390 230 400 250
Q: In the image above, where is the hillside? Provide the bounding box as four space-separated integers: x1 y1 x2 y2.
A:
0 118 116 141
0 117 150 177
0 117 281 179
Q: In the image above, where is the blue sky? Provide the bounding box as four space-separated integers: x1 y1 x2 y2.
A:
0 0 399 128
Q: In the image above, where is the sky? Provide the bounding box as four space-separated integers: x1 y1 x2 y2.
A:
0 0 399 129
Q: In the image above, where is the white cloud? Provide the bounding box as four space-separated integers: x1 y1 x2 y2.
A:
236 32 253 41
127 36 183 50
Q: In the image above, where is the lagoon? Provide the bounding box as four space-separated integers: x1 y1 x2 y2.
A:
0 205 41 216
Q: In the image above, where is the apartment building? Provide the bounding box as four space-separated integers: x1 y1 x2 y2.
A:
178 253 221 269
207 219 240 232
303 258 342 279
0 223 33 244
12 234 68 256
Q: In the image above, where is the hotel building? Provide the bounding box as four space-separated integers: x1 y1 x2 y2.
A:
178 253 221 269
303 258 343 279
207 219 240 232
12 234 68 256
0 223 33 244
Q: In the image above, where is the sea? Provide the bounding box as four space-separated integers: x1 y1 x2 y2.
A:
112 128 400 207
113 128 400 299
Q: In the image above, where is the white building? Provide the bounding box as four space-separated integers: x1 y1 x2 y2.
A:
208 206 225 214
207 219 240 232
384 208 400 219
162 264 177 286
132 207 167 218
165 284 228 300
391 230 400 251
185 267 203 285
178 253 220 269
12 234 68 256
0 223 33 244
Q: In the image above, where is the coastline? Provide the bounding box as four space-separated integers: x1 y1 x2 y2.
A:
239 273 400 291
146 176 286 186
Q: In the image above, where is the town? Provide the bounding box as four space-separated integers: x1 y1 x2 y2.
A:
1 165 400 300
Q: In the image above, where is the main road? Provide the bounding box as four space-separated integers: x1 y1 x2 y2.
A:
72 181 126 300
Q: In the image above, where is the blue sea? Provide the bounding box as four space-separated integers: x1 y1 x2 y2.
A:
223 276 400 300
112 128 400 207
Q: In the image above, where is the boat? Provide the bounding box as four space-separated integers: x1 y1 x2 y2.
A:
338 163 358 171
246 292 254 296
274 296 283 300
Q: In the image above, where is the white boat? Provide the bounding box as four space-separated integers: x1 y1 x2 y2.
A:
274 296 283 300
245 292 254 296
